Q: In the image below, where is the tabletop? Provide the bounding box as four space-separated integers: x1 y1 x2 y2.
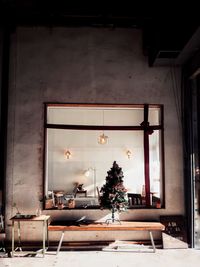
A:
10 215 50 221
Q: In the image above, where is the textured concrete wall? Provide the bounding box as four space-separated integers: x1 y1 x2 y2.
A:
0 29 3 208
0 28 3 132
5 27 183 242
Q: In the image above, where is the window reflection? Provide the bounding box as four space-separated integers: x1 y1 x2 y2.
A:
149 130 162 207
44 104 164 209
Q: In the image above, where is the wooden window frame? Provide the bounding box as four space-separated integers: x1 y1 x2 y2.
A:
43 103 165 209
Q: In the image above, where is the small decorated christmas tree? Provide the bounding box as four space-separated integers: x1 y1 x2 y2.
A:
100 161 128 223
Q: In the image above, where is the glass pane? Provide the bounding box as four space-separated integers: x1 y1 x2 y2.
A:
149 130 162 208
149 107 161 125
47 106 144 126
46 129 144 208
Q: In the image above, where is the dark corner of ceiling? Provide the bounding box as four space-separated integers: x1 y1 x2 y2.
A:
142 17 200 67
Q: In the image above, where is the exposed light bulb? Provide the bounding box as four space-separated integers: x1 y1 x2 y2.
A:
84 169 90 177
64 150 71 159
98 133 108 145
126 150 132 159
98 110 109 145
195 167 200 175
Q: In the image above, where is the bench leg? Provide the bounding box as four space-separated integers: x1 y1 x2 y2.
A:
57 231 65 255
149 231 156 252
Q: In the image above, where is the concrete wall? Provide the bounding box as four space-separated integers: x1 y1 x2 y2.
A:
0 28 3 209
5 27 183 242
0 28 2 105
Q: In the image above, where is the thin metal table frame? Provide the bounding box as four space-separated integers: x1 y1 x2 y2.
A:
10 215 50 257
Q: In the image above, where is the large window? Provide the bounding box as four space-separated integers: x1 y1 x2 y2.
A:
44 104 164 209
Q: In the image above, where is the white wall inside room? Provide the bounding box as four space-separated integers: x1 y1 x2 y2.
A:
47 128 145 195
5 26 183 242
47 106 144 126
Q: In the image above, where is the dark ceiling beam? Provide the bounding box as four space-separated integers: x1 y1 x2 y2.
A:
0 8 151 28
143 18 199 66
176 27 200 66
0 1 153 27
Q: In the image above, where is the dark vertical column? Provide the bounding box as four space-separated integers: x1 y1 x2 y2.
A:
182 69 195 248
0 27 3 214
43 104 48 209
144 130 150 206
182 49 200 248
0 26 10 216
141 104 151 206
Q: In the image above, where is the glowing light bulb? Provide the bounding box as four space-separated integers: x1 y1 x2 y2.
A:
98 133 108 145
126 150 132 159
64 150 71 159
84 169 90 177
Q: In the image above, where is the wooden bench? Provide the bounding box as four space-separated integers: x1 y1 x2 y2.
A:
48 221 165 254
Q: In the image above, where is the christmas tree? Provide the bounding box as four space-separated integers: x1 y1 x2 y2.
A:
100 161 128 222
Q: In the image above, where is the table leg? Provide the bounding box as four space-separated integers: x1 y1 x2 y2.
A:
11 221 14 257
149 231 156 252
14 221 22 252
46 220 49 249
17 221 22 251
43 220 46 257
57 231 65 255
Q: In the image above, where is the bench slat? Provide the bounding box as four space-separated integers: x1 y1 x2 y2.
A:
48 221 165 231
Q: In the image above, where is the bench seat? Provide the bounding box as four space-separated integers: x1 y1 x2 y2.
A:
48 221 165 253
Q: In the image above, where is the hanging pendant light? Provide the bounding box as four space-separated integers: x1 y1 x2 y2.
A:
64 149 71 159
98 132 108 145
98 110 108 145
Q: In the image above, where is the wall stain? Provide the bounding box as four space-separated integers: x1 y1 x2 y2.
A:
14 180 24 186
37 146 43 170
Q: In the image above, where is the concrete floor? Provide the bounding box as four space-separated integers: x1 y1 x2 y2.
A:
1 249 200 267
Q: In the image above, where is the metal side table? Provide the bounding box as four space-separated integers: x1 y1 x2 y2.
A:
10 215 50 257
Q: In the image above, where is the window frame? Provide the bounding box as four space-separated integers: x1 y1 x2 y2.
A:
43 103 165 209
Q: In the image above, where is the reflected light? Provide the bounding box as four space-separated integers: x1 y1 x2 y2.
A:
98 133 109 145
84 169 90 177
195 167 200 175
126 150 132 159
64 150 71 159
84 168 97 197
